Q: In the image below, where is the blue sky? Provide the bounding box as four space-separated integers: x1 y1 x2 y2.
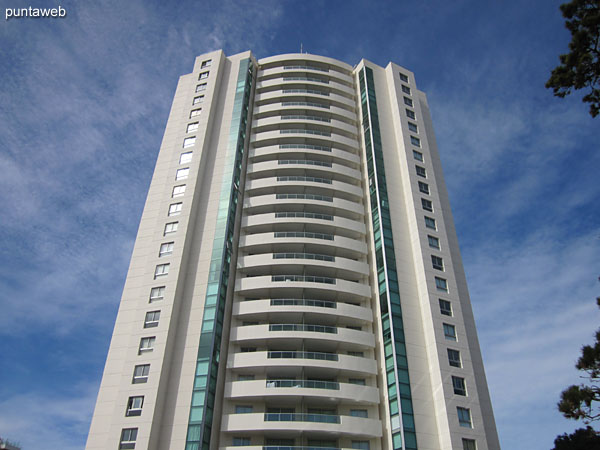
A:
0 0 598 449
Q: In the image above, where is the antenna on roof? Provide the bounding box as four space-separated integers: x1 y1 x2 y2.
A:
300 42 303 54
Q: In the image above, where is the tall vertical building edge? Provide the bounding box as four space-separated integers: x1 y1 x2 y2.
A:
86 50 500 450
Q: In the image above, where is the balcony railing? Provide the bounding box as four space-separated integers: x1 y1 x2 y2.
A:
269 324 337 334
271 275 336 284
273 252 335 262
267 350 338 361
264 413 340 423
265 379 340 390
275 212 334 221
270 298 336 308
283 65 330 72
264 447 339 450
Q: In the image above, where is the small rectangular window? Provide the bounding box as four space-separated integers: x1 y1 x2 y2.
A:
238 374 255 381
462 439 477 450
349 378 366 385
198 71 209 80
413 150 423 161
175 168 189 180
179 152 193 164
418 181 430 194
159 242 174 256
195 84 206 93
411 136 421 147
439 299 452 316
448 348 462 367
422 198 433 212
443 323 457 341
154 263 170 278
164 222 178 235
408 122 418 133
183 137 196 148
452 376 467 396
150 286 165 302
139 336 155 354
416 165 427 178
425 216 437 230
126 396 144 416
192 96 204 105
435 276 448 292
190 108 202 117
201 59 212 69
399 72 409 82
235 405 253 414
240 347 256 352
119 428 138 450
347 351 364 357
350 409 368 418
132 364 150 384
401 84 411 95
233 437 251 446
144 310 161 328
168 203 183 216
431 255 444 270
404 97 413 107
406 109 416 119
187 122 199 133
172 185 186 198
428 235 440 249
352 441 370 450
457 407 472 428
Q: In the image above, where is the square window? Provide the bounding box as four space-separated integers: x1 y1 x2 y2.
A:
408 122 418 133
126 396 144 417
168 203 183 216
120 428 138 450
176 168 189 180
406 109 416 119
428 235 440 249
233 437 251 446
132 364 150 384
435 276 448 292
144 310 161 328
190 108 202 117
411 135 421 147
352 441 370 450
235 405 253 414
164 222 178 235
350 409 368 418
416 165 427 178
192 96 204 105
413 150 423 161
425 216 437 230
198 71 209 80
187 122 199 133
183 137 196 148
457 407 472 428
418 181 430 194
422 198 433 212
431 255 444 270
399 72 409 83
452 376 467 396
149 286 165 302
439 299 452 316
154 263 170 278
179 152 193 164
139 336 155 354
404 97 413 107
159 242 174 257
462 439 477 450
401 84 411 95
172 185 186 198
448 348 462 367
443 323 457 341
201 59 212 69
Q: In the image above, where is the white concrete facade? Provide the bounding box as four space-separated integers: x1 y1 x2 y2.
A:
86 51 500 450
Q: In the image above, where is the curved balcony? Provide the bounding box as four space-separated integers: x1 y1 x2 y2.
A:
227 351 377 376
245 176 363 199
224 379 379 404
247 160 361 183
259 53 354 75
235 275 371 302
221 412 382 438
253 102 357 123
238 232 368 257
254 89 356 112
232 298 373 323
237 253 369 278
250 145 360 166
230 324 375 348
256 77 355 99
251 129 360 151
252 115 358 137
243 194 364 220
259 62 354 85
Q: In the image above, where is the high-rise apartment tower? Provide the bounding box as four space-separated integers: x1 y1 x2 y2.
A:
86 50 500 450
